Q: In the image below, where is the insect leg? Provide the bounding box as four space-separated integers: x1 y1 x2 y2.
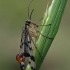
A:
38 24 51 27
34 3 49 24
36 23 54 39
36 30 54 40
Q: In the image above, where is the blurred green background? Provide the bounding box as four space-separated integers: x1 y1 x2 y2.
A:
0 0 70 70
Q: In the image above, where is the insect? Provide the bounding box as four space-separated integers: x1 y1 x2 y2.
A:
16 0 53 70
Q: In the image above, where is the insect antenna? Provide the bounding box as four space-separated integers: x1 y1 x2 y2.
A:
28 0 34 19
29 9 34 20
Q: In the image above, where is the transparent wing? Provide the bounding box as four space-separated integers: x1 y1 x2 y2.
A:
28 33 42 60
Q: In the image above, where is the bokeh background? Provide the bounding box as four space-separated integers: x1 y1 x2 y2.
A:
0 0 70 70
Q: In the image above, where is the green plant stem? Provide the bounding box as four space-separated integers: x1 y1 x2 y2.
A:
35 0 67 70
26 0 67 70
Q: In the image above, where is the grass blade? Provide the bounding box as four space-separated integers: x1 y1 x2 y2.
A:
25 0 67 70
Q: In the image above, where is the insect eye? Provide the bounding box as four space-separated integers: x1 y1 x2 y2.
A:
26 20 31 23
